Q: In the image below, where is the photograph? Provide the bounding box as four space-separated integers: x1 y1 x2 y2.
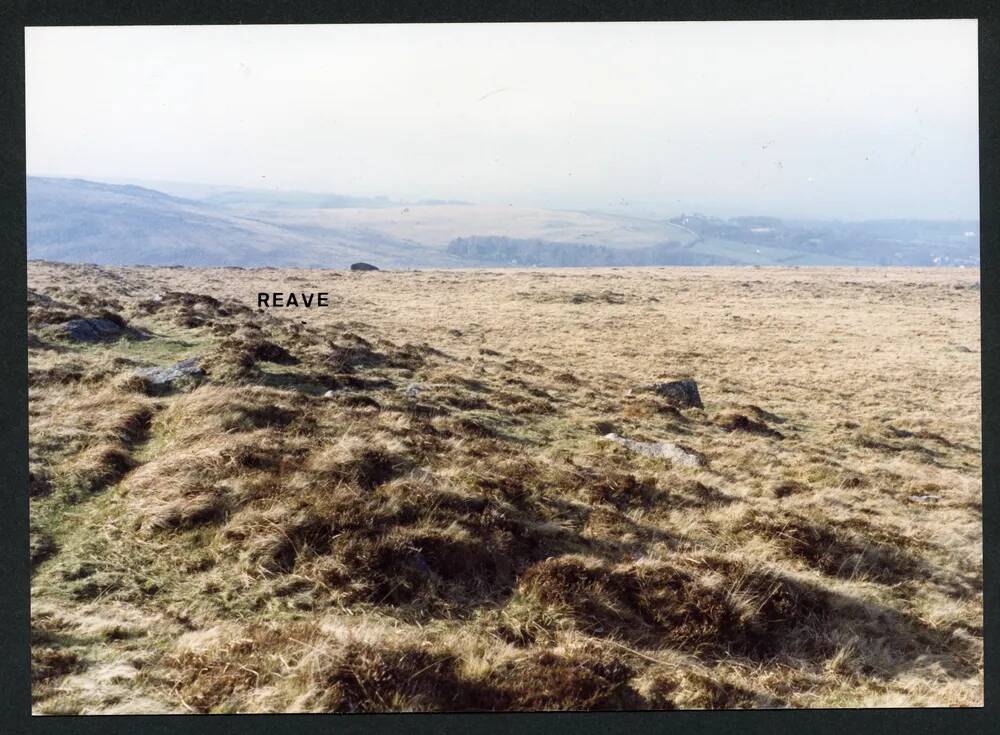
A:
24 20 982 713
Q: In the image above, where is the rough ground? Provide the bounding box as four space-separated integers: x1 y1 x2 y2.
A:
28 262 982 713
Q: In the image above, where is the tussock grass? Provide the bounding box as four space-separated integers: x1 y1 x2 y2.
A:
27 262 982 712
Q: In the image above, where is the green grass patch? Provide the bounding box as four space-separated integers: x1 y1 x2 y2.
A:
108 333 206 365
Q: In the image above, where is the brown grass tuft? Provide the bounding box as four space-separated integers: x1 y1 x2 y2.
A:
516 556 740 647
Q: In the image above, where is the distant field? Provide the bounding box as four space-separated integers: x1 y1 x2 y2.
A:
691 238 873 266
254 204 700 250
28 263 982 712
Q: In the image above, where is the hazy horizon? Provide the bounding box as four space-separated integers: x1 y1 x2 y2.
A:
22 172 980 225
26 21 979 221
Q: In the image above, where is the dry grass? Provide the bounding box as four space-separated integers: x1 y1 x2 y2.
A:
27 261 982 712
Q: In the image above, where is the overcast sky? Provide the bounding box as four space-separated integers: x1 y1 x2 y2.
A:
26 21 979 220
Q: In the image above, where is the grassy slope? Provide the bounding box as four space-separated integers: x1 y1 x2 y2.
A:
691 238 876 266
28 262 982 712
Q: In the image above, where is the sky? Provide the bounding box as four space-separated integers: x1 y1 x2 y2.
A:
26 21 979 220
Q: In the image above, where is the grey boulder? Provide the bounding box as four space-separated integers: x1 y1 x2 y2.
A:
601 433 705 468
631 378 703 409
60 318 125 342
136 357 204 387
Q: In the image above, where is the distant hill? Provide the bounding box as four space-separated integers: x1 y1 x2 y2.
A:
26 177 457 268
96 177 402 210
26 177 980 268
669 213 980 267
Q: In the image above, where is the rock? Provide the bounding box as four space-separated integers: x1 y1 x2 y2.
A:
27 288 58 307
350 262 380 272
630 378 703 409
601 433 705 468
652 379 703 408
60 318 124 342
323 389 336 399
907 494 940 504
135 357 204 388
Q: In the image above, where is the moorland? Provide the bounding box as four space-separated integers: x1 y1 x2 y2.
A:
28 262 982 712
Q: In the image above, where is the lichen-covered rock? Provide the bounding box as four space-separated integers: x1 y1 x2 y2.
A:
135 357 204 388
601 433 705 468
